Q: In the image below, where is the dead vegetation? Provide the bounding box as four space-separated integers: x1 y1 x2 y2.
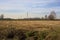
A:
0 20 60 40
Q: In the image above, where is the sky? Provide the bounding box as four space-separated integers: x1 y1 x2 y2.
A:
0 0 60 19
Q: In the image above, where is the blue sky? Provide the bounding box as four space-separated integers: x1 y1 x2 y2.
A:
0 0 60 19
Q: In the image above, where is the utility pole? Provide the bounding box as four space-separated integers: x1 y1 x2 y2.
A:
27 12 28 18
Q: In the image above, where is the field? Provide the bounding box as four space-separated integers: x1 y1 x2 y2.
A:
0 20 60 40
0 20 60 31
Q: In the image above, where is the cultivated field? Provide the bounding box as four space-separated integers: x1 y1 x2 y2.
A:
0 20 60 40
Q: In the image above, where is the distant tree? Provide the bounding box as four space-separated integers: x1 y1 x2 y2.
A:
41 17 44 20
45 15 47 19
48 11 56 20
0 14 4 19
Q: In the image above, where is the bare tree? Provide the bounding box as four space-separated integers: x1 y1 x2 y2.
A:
48 11 56 20
45 15 47 19
0 14 4 19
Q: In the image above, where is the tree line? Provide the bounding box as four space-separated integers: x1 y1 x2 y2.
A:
0 11 57 20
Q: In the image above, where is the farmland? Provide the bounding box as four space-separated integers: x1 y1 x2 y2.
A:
0 20 60 40
0 20 60 30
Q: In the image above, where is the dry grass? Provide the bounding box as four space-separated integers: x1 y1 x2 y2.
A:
0 20 60 31
0 20 60 40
